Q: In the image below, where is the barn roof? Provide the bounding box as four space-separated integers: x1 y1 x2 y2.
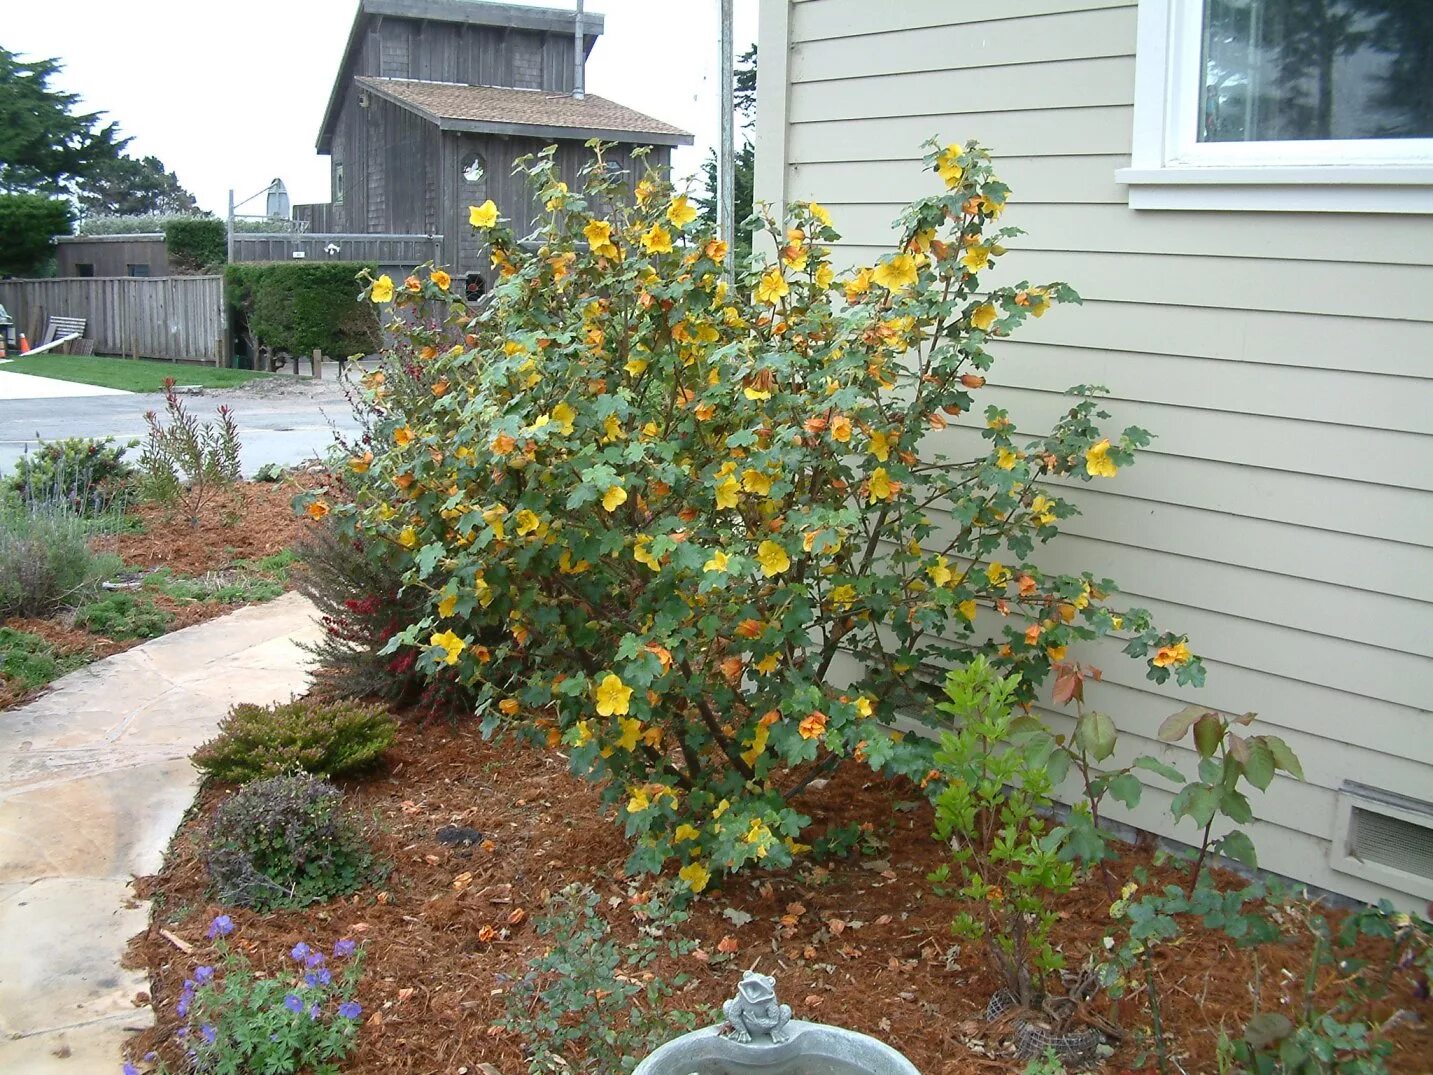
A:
317 0 607 154
354 76 693 146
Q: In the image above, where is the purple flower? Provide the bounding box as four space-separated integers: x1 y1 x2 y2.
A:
308 1003 321 1020
207 915 234 939
338 1000 362 1020
176 996 191 1018
304 967 332 987
123 1063 140 1075
305 952 325 968
283 993 304 1013
201 1024 217 1044
194 965 214 984
289 942 311 962
333 938 357 958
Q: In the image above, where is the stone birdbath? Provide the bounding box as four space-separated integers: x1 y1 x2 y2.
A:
633 971 921 1075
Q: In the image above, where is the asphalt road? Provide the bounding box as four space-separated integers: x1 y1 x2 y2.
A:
0 382 364 478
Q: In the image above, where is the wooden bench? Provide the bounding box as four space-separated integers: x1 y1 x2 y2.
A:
43 316 88 353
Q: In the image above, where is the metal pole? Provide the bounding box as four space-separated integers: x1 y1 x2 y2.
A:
717 0 735 277
573 0 585 99
227 189 235 263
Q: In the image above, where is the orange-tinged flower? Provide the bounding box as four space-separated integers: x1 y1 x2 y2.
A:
348 451 373 473
431 269 451 290
306 500 329 520
393 426 414 448
830 414 852 443
1153 641 1192 668
704 237 728 261
799 711 828 740
492 432 517 456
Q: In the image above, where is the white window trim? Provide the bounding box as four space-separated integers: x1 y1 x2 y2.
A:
1117 0 1433 213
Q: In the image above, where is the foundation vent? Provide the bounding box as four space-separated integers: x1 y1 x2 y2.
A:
1330 783 1433 901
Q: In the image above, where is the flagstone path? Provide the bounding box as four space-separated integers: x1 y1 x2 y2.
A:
0 593 322 1072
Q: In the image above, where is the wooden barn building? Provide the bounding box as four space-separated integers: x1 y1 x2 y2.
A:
314 0 692 285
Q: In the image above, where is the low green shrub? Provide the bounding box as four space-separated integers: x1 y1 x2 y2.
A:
205 774 374 910
225 262 379 360
163 216 225 273
497 883 699 1074
6 435 136 513
0 627 89 694
0 502 120 617
193 697 396 783
72 591 173 640
0 193 72 276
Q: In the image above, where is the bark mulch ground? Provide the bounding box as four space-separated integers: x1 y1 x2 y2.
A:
127 717 1430 1074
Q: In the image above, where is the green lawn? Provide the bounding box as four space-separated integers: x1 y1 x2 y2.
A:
1 354 270 392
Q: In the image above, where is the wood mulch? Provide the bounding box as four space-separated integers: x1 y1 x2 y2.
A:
126 717 1430 1074
1 480 312 711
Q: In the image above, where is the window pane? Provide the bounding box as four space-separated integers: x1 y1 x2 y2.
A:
1201 0 1433 142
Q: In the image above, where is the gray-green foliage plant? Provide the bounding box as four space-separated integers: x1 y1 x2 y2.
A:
6 435 136 514
192 697 396 783
926 657 1075 1009
205 774 374 911
498 883 700 1074
139 381 242 522
0 500 120 617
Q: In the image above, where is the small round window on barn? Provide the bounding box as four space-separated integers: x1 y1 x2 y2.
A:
462 154 486 184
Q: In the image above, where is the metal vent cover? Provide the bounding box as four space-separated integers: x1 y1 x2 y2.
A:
1330 783 1433 901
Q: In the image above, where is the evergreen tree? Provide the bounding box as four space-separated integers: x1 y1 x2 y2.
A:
0 47 126 194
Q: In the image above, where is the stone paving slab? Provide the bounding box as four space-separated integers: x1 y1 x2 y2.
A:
0 593 322 1072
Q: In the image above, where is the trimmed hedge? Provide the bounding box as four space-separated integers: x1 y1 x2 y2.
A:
163 216 225 273
225 262 380 359
0 194 72 277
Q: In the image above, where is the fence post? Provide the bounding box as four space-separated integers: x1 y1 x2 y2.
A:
312 348 322 379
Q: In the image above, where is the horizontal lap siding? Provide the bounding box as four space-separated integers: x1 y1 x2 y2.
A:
759 0 1433 906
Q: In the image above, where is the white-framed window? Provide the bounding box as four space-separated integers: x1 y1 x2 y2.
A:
1117 0 1433 212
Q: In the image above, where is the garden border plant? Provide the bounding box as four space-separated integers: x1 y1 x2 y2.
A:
310 138 1214 898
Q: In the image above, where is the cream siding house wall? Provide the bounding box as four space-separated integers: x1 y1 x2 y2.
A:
754 0 1433 908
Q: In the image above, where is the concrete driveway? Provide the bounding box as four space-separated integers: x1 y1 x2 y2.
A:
0 370 130 400
0 380 364 478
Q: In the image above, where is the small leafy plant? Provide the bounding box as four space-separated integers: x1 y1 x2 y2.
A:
497 882 700 1074
139 380 242 522
927 657 1075 1008
0 626 89 696
205 774 374 910
73 591 174 641
125 915 365 1075
0 500 121 617
193 697 396 783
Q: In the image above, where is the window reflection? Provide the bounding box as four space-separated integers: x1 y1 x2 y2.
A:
1201 0 1433 142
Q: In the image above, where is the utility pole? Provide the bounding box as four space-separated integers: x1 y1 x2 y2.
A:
227 189 235 263
573 0 585 99
717 0 735 278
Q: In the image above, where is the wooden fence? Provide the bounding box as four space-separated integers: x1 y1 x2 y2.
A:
0 276 226 363
231 233 443 273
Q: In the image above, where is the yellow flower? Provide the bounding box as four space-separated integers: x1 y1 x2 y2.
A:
958 599 978 621
808 201 832 226
584 218 618 257
679 861 711 893
996 448 1019 471
430 629 465 666
928 556 954 587
633 536 661 572
754 267 789 305
1153 641 1192 668
624 356 649 377
594 673 634 717
962 245 991 272
756 539 790 577
393 425 414 448
845 267 874 301
970 302 998 331
667 195 698 227
830 415 853 442
468 200 498 228
1085 439 1119 478
754 653 779 675
1030 494 1057 526
714 474 740 510
703 549 730 573
741 469 773 496
936 144 964 188
370 274 395 303
741 721 772 766
627 787 650 813
675 823 701 843
550 402 576 434
815 262 835 289
430 269 451 290
986 562 1011 587
868 429 891 462
483 504 507 540
602 485 627 512
640 223 673 254
830 584 856 608
868 467 895 503
635 178 658 206
514 508 541 536
544 181 568 212
872 253 917 292
398 526 419 549
437 591 458 618
616 716 642 752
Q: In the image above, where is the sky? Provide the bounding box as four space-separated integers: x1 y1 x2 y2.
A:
5 0 758 217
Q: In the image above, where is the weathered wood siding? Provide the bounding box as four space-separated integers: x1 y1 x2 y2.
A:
755 0 1433 907
55 236 170 279
356 18 582 91
0 276 225 362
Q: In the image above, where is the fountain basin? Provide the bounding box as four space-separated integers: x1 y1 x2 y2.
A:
631 1018 921 1075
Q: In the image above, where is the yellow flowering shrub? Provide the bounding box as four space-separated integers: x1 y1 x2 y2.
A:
328 140 1202 886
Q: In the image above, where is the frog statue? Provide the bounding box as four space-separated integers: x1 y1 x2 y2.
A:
723 970 793 1044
